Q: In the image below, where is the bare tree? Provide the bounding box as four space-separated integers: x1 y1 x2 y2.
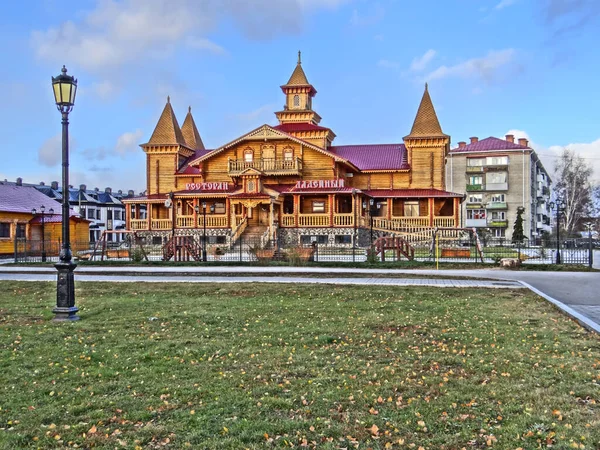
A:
553 148 594 235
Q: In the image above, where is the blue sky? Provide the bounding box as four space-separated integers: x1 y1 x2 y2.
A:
1 0 599 192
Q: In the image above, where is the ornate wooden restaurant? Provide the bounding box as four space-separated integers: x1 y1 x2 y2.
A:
123 53 464 257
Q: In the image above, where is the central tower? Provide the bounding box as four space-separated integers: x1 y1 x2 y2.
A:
275 51 321 125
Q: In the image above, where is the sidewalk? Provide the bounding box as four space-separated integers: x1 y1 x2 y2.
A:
0 265 598 333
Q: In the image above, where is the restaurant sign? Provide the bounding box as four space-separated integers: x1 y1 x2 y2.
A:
294 179 345 189
185 182 230 191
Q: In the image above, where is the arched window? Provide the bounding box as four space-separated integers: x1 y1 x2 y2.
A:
244 148 254 163
283 147 294 161
293 94 300 108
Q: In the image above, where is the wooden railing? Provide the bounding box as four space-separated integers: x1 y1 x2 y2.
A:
176 216 195 228
228 157 302 175
151 219 172 230
333 213 354 226
231 216 247 244
281 214 295 227
373 217 429 229
198 215 228 228
298 214 329 227
130 219 148 230
433 216 455 227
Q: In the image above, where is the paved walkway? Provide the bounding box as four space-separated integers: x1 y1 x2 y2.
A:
0 265 597 332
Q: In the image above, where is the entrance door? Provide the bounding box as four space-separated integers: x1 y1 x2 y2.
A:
259 205 269 226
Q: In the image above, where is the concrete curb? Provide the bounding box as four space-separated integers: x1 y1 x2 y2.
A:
519 281 600 334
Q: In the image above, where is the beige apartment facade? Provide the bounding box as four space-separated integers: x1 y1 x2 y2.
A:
446 135 552 242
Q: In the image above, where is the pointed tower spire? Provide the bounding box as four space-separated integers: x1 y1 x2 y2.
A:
181 106 205 150
284 50 311 86
147 98 186 145
405 84 447 138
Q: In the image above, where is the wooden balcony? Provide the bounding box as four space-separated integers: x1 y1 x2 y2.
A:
298 214 329 227
130 219 148 230
151 219 172 230
433 216 455 227
228 157 302 176
176 215 228 228
281 214 296 227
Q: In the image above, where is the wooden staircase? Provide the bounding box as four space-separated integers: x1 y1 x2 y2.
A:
163 236 202 262
373 236 415 261
237 226 270 248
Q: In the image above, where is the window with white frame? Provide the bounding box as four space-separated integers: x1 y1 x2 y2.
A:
312 201 325 213
486 156 508 165
491 211 505 220
244 149 254 162
467 158 485 166
493 228 505 238
486 172 507 184
490 194 505 203
283 148 294 161
468 194 483 203
469 175 483 185
404 201 419 217
467 209 486 220
214 202 226 214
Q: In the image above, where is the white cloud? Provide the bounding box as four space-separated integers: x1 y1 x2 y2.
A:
186 37 227 55
377 59 400 69
31 0 349 96
236 104 277 122
410 49 437 72
495 0 518 10
350 3 385 27
91 80 116 100
424 49 517 84
505 129 600 183
115 130 144 155
37 135 62 167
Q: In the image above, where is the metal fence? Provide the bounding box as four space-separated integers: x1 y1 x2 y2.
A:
10 235 595 266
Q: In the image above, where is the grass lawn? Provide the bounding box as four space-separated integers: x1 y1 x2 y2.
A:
1 282 599 449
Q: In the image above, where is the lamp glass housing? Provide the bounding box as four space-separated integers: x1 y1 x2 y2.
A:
52 66 77 109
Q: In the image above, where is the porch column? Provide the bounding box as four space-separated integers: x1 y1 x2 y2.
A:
293 195 299 227
226 198 231 229
269 201 274 238
193 198 198 228
428 198 434 227
146 203 151 230
453 197 460 227
387 198 392 220
328 194 334 227
125 203 131 230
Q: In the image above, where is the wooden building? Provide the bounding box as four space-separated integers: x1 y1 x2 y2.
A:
124 53 463 247
0 184 89 256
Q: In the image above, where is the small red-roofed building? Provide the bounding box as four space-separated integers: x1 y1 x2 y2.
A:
448 135 552 241
123 52 464 248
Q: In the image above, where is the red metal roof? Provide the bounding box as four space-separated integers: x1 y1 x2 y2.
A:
450 137 529 153
273 123 331 133
329 144 410 171
229 192 270 199
264 184 355 194
29 214 87 224
365 189 464 198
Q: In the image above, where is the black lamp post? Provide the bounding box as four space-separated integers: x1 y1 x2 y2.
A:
549 199 565 264
352 189 357 250
195 201 214 262
31 205 54 262
51 65 78 321
364 198 380 244
165 192 175 238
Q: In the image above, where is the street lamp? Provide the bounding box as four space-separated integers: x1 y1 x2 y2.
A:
195 201 215 262
549 199 565 264
352 189 357 255
165 192 175 238
31 205 54 262
51 65 78 321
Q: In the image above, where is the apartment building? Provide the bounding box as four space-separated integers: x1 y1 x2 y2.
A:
446 135 552 241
